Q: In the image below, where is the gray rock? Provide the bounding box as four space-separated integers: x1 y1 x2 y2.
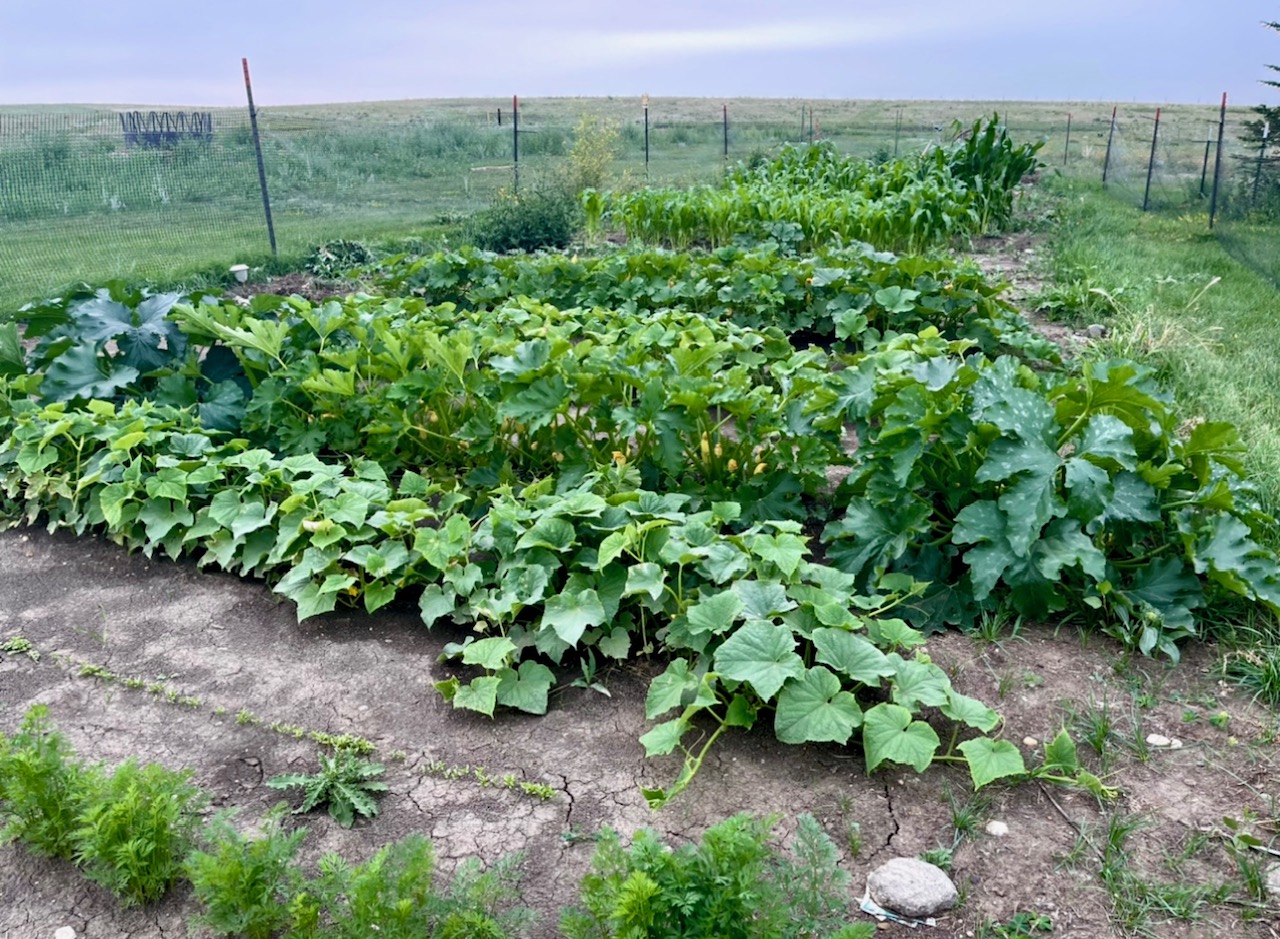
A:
1266 861 1280 901
867 856 958 918
1084 323 1108 339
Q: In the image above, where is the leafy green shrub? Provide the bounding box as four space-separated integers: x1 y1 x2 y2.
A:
816 334 1280 657
306 240 373 279
288 835 532 939
470 189 579 253
0 705 98 858
73 757 207 905
561 813 872 939
186 805 306 939
266 750 387 828
4 280 245 429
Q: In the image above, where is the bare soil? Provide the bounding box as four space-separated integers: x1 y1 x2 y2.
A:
2 527 1278 939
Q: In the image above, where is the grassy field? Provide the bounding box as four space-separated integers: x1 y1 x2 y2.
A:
0 96 1258 312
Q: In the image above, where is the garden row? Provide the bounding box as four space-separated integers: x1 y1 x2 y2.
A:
1 120 1277 804
590 118 1041 252
0 705 876 939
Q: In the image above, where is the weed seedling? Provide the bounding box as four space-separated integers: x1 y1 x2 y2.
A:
0 636 39 661
266 750 388 829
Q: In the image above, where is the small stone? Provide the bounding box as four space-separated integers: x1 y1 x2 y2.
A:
55 928 77 939
1265 862 1280 901
1022 736 1039 748
1169 738 1183 750
1145 733 1172 747
867 857 958 918
1085 323 1108 339
985 820 1010 837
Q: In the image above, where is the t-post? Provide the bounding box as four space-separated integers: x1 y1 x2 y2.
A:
241 57 277 256
1209 93 1228 229
1102 105 1117 185
512 94 520 193
1141 107 1161 212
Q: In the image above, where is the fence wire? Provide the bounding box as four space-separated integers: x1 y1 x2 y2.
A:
1078 103 1279 288
2 100 1275 311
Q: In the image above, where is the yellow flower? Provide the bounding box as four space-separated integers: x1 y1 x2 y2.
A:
612 450 627 466
714 443 723 459
727 458 739 472
700 433 711 463
754 462 768 475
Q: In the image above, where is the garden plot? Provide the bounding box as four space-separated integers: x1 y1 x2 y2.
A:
2 120 1279 937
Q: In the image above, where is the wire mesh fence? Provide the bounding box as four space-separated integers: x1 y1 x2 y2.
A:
1074 101 1279 288
0 97 1275 311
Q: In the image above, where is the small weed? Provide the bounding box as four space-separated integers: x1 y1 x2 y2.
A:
978 911 1053 938
0 636 39 661
79 663 115 681
307 730 376 755
518 780 556 801
919 846 953 872
235 709 260 727
387 749 408 762
1221 644 1280 707
945 786 991 843
266 750 387 829
966 607 1023 648
1069 695 1117 770
1209 710 1231 730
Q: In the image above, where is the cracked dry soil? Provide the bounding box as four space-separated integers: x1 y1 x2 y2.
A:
1 527 1278 938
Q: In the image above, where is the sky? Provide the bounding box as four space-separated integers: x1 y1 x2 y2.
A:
0 1 1277 107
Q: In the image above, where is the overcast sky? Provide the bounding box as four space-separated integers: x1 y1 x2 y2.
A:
1 1 1277 107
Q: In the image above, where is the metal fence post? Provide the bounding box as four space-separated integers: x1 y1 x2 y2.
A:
241 58 277 256
1063 113 1072 166
1102 105 1117 185
893 107 902 157
1209 93 1228 229
1253 121 1270 206
1200 127 1214 197
512 94 519 193
643 96 650 172
723 103 729 158
1142 107 1161 212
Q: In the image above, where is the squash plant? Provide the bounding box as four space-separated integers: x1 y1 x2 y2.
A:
0 399 1063 801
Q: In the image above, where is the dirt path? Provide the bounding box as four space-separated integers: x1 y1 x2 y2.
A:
2 527 1277 938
